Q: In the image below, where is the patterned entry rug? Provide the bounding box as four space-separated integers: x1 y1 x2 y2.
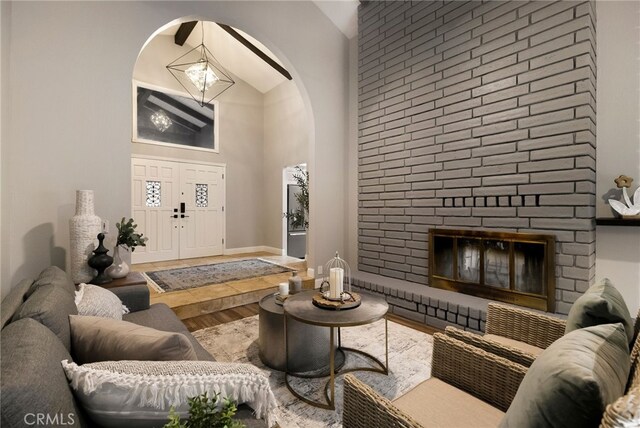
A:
192 315 433 428
144 259 294 293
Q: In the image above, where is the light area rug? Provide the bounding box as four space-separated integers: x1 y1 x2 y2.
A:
144 258 294 293
192 315 433 428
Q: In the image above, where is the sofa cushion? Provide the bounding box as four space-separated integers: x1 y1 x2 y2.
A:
1 318 85 427
0 278 34 329
75 283 128 320
393 377 505 427
70 315 198 364
123 303 215 361
500 323 631 428
61 359 277 428
566 278 634 344
12 283 78 351
28 265 77 298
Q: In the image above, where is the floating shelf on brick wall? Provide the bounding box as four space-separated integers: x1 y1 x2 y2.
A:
596 218 640 226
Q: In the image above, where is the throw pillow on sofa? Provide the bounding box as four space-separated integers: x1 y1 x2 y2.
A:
69 315 198 364
75 283 129 320
565 278 634 344
500 323 631 428
12 284 78 351
61 359 277 428
27 266 77 299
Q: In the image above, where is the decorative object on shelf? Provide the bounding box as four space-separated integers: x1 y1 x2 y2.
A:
320 252 352 301
69 190 102 284
312 291 361 311
608 175 640 218
106 218 148 279
288 271 302 294
88 233 113 285
166 22 235 107
283 166 309 230
150 110 172 132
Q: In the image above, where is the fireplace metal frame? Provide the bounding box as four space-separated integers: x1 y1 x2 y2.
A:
428 228 556 312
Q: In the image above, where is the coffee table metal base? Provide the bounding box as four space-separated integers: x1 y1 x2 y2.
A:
284 319 389 410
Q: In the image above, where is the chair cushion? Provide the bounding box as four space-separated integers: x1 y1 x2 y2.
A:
61 360 276 428
0 278 34 329
1 318 85 427
393 377 505 427
123 303 215 361
69 315 198 364
600 385 640 428
12 283 78 351
500 323 631 428
28 265 77 298
566 278 634 344
75 283 128 319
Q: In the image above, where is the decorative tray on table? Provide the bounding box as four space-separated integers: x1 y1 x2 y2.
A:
312 291 361 310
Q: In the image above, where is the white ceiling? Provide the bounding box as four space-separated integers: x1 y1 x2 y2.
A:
313 0 359 39
159 22 288 94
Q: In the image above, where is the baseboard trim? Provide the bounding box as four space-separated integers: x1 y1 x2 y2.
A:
223 246 282 256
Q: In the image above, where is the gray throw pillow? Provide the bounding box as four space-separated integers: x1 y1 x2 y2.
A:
69 315 198 364
1 318 85 427
27 266 77 298
565 278 634 344
12 284 78 351
500 323 631 428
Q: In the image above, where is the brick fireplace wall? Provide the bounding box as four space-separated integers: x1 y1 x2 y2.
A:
357 1 597 314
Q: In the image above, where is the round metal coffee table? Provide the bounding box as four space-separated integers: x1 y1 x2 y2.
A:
258 293 341 372
283 290 389 410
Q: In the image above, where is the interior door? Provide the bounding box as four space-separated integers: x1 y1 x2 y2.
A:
179 163 225 259
287 184 306 259
131 158 180 263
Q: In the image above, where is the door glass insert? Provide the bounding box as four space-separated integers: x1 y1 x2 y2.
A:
145 181 161 207
195 184 208 208
433 236 454 278
514 242 545 294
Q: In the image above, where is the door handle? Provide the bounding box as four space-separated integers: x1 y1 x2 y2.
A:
170 214 179 219
181 214 189 218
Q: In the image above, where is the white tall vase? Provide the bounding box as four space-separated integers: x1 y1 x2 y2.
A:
69 190 102 284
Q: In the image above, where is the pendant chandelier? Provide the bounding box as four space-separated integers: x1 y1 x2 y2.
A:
166 21 235 107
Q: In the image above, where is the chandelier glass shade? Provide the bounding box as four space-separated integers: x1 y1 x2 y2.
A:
150 110 172 132
166 22 235 107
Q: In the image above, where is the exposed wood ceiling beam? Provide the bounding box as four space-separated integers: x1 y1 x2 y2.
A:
217 23 293 80
175 21 198 46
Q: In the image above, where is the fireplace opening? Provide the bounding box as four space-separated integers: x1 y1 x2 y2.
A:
429 228 556 312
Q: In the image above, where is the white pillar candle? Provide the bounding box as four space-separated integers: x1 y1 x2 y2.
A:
329 267 344 299
279 282 289 296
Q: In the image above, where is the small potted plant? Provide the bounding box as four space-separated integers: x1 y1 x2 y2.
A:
106 217 148 279
164 392 244 428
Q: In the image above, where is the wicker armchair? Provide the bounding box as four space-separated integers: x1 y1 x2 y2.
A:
343 320 640 428
444 302 567 367
343 333 527 428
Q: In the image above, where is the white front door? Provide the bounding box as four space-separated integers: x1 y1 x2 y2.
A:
179 163 225 259
131 157 225 264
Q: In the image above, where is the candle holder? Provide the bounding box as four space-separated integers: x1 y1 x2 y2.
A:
320 252 352 302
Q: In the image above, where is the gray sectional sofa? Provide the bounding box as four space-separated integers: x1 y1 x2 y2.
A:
0 267 266 428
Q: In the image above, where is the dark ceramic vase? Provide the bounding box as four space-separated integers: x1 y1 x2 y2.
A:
88 233 113 285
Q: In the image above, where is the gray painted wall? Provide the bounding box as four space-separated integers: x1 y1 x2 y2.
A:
0 1 9 296
1 1 348 296
595 1 640 314
358 1 597 314
263 80 309 250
